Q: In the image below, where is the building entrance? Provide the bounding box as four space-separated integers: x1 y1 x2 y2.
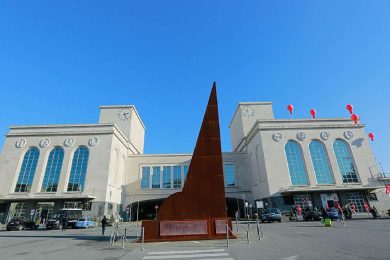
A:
320 193 339 208
35 202 54 222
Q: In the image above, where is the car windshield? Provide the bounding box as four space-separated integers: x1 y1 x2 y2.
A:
79 218 86 221
267 208 280 214
10 218 21 222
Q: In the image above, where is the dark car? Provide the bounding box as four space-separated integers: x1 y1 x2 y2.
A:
303 209 322 221
327 208 339 220
261 208 282 223
7 218 38 231
46 209 82 230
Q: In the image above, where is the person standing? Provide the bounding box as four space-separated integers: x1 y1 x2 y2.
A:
61 214 68 231
370 206 378 219
101 216 108 236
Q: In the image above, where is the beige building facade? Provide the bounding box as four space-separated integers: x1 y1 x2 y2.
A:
0 102 388 223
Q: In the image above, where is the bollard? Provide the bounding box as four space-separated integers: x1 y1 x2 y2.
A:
141 227 145 251
236 218 239 233
260 225 264 239
246 229 250 244
256 221 261 240
121 236 125 249
125 227 127 238
226 224 229 247
247 223 250 235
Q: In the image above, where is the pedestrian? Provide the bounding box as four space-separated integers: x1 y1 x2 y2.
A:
101 215 108 235
61 214 68 231
337 206 345 226
296 205 302 221
370 206 378 219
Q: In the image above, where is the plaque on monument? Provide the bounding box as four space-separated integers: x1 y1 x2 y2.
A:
160 220 208 236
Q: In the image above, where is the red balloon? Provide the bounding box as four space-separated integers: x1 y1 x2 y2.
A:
351 114 359 124
346 104 353 114
287 104 294 115
310 109 317 119
368 132 375 141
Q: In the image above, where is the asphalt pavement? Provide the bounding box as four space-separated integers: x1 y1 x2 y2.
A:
0 218 389 260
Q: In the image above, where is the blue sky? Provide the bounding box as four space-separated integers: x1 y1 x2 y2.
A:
0 1 389 172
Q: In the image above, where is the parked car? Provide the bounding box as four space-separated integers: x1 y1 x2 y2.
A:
46 208 82 230
261 208 282 223
6 218 39 231
75 217 95 229
327 208 339 220
303 209 322 221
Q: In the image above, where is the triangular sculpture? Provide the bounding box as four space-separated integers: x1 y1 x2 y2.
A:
142 82 236 242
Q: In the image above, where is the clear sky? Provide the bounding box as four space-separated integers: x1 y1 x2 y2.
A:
0 1 389 172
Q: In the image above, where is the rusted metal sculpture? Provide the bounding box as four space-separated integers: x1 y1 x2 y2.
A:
142 82 235 242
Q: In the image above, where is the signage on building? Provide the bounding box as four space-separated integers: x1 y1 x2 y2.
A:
256 201 264 209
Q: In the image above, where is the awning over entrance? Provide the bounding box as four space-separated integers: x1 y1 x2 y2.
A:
0 193 96 203
279 184 382 195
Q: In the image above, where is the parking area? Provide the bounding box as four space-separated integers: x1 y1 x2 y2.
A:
0 219 389 259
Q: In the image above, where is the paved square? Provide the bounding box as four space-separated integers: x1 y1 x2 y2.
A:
0 219 389 259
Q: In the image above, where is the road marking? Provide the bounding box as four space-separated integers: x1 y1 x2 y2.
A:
148 249 225 255
143 249 233 259
143 253 229 259
282 255 298 260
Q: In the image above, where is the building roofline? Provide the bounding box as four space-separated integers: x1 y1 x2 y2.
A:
229 102 273 128
99 105 146 130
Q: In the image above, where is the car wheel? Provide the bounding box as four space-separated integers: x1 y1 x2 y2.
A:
261 220 265 223
6 228 10 231
278 220 281 223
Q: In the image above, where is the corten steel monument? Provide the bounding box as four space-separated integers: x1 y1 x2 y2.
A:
142 82 236 242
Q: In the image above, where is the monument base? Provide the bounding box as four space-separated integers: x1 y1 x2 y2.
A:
141 218 237 242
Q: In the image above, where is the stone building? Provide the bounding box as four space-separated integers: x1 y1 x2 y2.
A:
0 102 388 223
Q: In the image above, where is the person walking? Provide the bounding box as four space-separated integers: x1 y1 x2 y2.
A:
61 214 68 231
101 216 108 236
337 206 345 226
370 206 378 219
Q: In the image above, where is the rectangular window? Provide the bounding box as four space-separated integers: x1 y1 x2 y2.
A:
141 167 150 189
64 201 83 209
223 164 236 187
152 166 161 189
173 166 182 188
183 165 189 181
162 166 171 189
368 193 378 201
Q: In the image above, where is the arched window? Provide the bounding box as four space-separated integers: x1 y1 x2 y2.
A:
15 147 40 192
285 141 308 185
309 140 334 184
67 146 89 191
333 139 358 183
42 147 64 192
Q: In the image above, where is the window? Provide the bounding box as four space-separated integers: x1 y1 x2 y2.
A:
9 202 27 219
42 147 64 192
15 147 40 192
333 139 359 183
285 141 309 185
152 166 161 189
141 167 150 189
67 146 89 191
309 140 334 184
64 201 83 209
368 193 378 201
293 194 312 208
162 166 171 188
183 165 189 181
107 203 113 217
223 164 236 186
173 166 182 188
347 192 365 213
